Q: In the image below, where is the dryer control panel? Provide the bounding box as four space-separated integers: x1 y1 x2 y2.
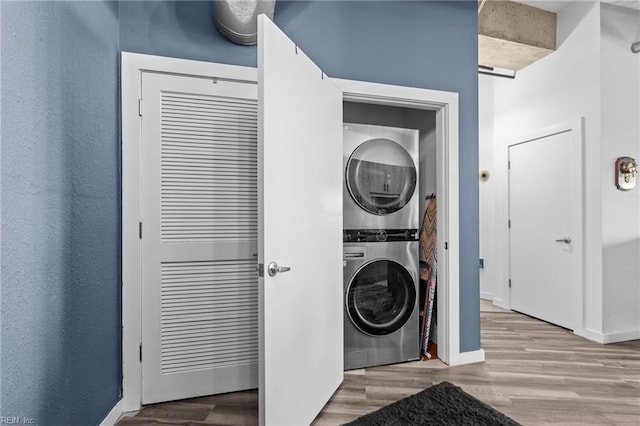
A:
343 228 418 243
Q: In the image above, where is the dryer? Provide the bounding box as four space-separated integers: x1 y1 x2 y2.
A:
343 123 419 231
343 231 420 370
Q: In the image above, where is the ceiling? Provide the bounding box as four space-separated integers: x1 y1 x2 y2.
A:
515 1 569 12
517 0 640 12
601 0 640 10
479 0 640 73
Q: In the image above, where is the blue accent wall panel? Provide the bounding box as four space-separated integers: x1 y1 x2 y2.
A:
120 1 256 67
120 0 480 352
1 1 121 424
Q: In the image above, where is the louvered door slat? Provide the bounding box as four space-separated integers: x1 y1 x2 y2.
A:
160 88 258 242
162 135 257 143
162 137 257 146
162 324 257 339
162 105 257 116
163 92 257 105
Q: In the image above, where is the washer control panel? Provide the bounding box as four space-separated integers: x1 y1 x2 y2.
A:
343 229 418 243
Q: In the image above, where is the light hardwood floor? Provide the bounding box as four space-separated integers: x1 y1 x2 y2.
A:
117 304 640 425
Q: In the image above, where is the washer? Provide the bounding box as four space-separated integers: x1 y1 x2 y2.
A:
343 123 419 231
343 233 420 370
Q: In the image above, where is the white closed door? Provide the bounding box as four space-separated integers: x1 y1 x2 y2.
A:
140 72 259 403
258 15 344 426
509 130 580 330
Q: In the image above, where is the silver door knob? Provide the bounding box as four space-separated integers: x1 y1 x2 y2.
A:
267 261 291 277
555 237 571 244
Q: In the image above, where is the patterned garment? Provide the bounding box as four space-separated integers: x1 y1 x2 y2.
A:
419 198 437 357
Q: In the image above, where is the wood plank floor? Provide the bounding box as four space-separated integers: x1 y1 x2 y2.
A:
117 305 640 425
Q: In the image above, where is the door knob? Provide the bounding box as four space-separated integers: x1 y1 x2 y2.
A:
267 261 291 277
555 237 571 244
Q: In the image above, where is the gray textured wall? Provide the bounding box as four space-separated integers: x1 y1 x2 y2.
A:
1 1 121 424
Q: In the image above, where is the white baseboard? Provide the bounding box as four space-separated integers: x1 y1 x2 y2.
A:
448 349 485 366
576 327 640 344
480 291 494 301
492 298 509 310
575 328 605 343
603 329 640 343
99 399 123 426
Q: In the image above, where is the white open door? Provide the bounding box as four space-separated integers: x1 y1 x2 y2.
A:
258 15 344 426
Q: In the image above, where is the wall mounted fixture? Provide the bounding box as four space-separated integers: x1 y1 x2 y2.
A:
478 65 516 79
214 0 276 45
615 156 637 191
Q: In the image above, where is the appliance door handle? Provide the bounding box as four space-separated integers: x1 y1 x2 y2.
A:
267 261 291 277
344 252 365 258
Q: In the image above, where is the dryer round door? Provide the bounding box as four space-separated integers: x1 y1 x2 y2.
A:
346 259 416 336
346 138 417 216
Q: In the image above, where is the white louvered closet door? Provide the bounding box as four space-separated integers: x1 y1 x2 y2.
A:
140 72 258 404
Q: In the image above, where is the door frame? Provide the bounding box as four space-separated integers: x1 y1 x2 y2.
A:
505 118 585 332
121 52 465 413
334 78 462 365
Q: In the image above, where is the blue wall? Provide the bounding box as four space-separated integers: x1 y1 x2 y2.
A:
281 3 480 352
0 1 478 424
1 1 121 424
120 0 480 352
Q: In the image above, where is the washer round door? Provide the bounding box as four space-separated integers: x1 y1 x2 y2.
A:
346 259 416 336
346 138 417 216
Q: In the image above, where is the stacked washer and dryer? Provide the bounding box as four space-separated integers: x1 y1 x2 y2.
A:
343 123 421 370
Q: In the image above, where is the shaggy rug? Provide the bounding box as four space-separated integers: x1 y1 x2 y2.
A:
343 381 521 426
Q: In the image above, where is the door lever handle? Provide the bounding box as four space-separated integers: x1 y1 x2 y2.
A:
555 237 571 244
267 261 291 277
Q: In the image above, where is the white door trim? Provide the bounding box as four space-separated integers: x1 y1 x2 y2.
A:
121 52 258 412
122 53 467 412
505 117 585 332
334 78 461 365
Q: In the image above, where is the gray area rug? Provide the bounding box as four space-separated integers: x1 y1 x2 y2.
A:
343 381 521 426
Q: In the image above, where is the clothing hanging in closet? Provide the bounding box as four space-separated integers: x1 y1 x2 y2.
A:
419 196 437 358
